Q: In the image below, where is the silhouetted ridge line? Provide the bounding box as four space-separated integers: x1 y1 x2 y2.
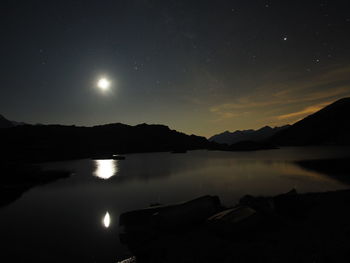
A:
271 97 350 145
0 122 211 162
209 125 290 144
0 114 14 128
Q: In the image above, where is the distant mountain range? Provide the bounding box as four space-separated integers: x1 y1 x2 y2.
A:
1 97 349 161
210 97 350 146
0 114 14 128
271 97 350 145
0 115 26 128
209 125 290 145
0 122 211 162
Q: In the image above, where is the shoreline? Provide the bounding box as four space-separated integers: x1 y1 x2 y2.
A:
0 164 71 207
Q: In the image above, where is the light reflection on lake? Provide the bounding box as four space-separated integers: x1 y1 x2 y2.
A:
1 147 350 262
94 160 119 179
103 211 111 228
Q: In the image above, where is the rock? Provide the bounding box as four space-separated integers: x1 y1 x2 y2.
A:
119 195 221 255
207 206 260 237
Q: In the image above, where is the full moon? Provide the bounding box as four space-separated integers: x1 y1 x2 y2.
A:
97 78 111 91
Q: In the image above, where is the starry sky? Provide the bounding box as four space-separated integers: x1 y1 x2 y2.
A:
1 0 350 137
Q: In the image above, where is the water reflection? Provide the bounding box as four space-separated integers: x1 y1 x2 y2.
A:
103 212 111 228
94 160 118 179
295 158 350 185
2 148 350 262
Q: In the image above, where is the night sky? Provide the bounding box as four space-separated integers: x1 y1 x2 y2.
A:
1 0 350 137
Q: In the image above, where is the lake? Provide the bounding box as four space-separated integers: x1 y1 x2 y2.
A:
1 147 350 262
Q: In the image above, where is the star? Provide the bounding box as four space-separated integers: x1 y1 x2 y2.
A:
283 37 288 41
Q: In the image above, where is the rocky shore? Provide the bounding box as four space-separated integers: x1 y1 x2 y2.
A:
119 189 350 263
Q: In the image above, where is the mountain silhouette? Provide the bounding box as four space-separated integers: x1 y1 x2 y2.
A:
0 114 14 129
272 97 350 145
2 96 349 161
0 122 212 162
209 125 290 145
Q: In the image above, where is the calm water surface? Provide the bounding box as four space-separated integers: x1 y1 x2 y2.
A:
1 147 350 262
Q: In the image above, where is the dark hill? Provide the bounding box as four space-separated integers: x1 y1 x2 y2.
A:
0 114 14 129
271 97 350 145
0 123 211 162
209 125 290 144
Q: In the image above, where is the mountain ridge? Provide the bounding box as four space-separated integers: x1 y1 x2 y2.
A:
1 97 349 161
209 125 290 144
0 114 14 128
0 121 212 162
271 97 350 145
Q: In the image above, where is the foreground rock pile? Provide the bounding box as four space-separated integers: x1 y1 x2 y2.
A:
119 189 350 263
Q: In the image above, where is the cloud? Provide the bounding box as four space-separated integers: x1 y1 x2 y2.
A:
209 65 350 124
275 101 331 121
209 105 242 121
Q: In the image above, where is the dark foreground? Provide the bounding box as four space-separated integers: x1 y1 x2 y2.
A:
120 189 350 263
